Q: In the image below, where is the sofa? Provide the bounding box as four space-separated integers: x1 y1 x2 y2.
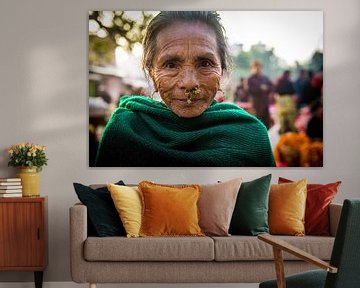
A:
70 201 342 287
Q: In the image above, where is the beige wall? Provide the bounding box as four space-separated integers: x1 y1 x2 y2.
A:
0 0 359 282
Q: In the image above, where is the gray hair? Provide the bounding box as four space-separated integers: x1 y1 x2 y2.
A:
142 11 231 76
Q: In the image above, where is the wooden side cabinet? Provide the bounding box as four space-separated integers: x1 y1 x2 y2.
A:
0 197 47 288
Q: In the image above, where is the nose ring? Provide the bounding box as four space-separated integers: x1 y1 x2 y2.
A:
185 86 201 104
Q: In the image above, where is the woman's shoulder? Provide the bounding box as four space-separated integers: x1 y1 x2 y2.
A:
203 102 268 134
207 101 244 112
118 95 161 108
114 95 168 115
208 102 263 122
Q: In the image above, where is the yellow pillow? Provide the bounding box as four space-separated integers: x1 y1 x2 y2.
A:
269 179 307 236
138 181 204 237
107 183 142 238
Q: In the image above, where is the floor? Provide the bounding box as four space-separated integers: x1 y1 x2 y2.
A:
0 283 259 288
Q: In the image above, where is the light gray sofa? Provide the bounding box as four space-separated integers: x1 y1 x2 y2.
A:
70 202 342 288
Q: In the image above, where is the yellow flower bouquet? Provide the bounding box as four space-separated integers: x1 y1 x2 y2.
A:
8 142 48 172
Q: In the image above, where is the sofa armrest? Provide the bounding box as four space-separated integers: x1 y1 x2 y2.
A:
69 203 88 283
329 203 342 237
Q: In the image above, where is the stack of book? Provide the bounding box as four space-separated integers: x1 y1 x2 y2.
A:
0 178 22 197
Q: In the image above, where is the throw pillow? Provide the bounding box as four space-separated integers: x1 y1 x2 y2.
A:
198 177 242 236
269 179 307 236
279 177 341 235
73 181 126 237
107 183 142 238
138 181 203 237
229 174 272 236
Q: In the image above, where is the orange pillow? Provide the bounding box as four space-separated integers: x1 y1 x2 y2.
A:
138 181 204 237
278 177 341 235
269 179 307 236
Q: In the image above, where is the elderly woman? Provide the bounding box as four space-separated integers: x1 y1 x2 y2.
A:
95 11 275 167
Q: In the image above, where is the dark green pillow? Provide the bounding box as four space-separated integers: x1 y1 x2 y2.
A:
73 181 126 237
229 174 272 235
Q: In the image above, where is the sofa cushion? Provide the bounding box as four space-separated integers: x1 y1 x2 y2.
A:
212 235 334 261
84 236 214 261
269 179 307 236
198 178 242 236
229 174 271 236
278 177 341 236
107 184 142 238
73 181 126 237
139 181 203 237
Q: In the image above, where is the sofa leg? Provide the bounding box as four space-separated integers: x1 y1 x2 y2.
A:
89 283 96 288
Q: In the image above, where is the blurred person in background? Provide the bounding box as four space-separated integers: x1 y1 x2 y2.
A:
299 68 323 108
306 99 323 141
247 60 273 129
274 70 297 134
234 77 249 103
294 69 308 108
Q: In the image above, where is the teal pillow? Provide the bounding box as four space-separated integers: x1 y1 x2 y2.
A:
229 174 272 235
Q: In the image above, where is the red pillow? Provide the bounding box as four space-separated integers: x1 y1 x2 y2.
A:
278 177 341 236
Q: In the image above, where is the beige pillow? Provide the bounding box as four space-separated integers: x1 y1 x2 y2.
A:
198 178 242 236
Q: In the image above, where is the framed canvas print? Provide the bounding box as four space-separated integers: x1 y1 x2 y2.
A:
88 11 323 167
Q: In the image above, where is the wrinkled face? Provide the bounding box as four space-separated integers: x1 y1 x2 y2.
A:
150 21 223 118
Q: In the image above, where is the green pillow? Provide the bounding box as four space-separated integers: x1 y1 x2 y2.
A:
229 174 272 236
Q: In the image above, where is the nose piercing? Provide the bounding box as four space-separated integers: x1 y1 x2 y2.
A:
185 86 201 104
191 86 201 95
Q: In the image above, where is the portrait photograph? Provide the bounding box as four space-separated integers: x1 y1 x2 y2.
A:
88 11 323 167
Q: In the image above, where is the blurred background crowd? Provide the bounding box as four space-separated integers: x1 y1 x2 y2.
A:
88 11 323 167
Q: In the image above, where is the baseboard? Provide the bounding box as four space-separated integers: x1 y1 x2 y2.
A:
0 282 259 288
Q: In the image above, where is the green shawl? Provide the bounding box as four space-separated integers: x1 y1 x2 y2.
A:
95 96 275 167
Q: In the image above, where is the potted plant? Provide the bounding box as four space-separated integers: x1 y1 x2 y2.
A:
8 143 48 197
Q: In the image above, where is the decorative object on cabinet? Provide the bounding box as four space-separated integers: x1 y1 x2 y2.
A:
0 178 22 197
7 143 48 197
